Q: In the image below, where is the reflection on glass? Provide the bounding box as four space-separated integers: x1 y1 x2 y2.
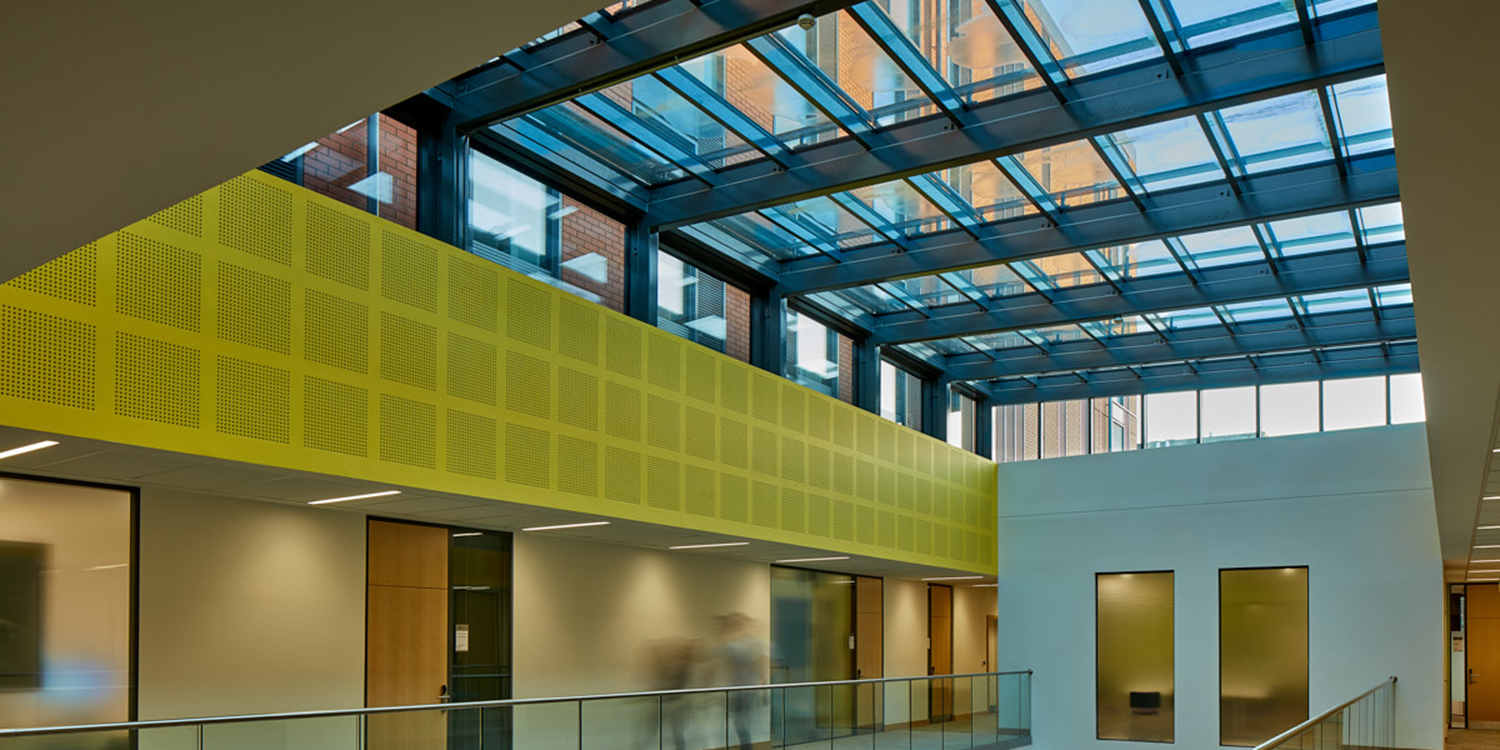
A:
601 77 754 168
928 161 1037 222
519 102 687 185
1011 141 1123 207
676 46 843 148
688 212 816 263
0 476 131 736
881 361 924 428
1221 567 1309 747
1389 373 1426 424
1088 241 1184 280
1322 376 1386 431
1168 0 1297 48
876 0 1041 103
1145 391 1197 447
1104 117 1225 192
777 10 935 125
772 197 881 250
786 310 839 396
1097 572 1174 742
1219 298 1293 324
848 179 953 238
1259 381 1319 437
1201 386 1257 442
657 250 749 360
450 531 513 749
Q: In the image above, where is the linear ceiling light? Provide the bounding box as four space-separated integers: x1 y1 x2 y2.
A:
1482 526 1500 530
669 542 749 550
0 440 59 460
521 521 611 532
452 532 484 538
922 576 985 581
307 490 400 505
776 556 850 564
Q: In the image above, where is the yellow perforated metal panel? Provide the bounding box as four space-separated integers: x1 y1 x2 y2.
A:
0 172 997 574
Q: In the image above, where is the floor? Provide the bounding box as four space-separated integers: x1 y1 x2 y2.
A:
1449 728 1500 750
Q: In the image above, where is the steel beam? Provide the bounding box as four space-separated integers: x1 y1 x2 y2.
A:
986 340 1419 404
945 307 1415 381
445 0 864 128
644 8 1382 227
780 152 1398 296
869 243 1407 345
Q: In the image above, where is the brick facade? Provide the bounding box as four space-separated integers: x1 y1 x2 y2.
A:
558 196 626 314
301 114 418 231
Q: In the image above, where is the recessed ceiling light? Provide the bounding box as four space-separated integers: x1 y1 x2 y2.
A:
0 440 59 460
307 490 400 505
971 583 998 588
1473 559 1500 564
452 532 483 538
521 521 611 532
1482 526 1500 530
1477 545 1500 549
776 556 851 564
922 576 985 581
669 542 749 550
1485 496 1500 501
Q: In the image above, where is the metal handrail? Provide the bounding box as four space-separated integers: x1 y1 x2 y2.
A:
1252 676 1397 750
0 669 1033 738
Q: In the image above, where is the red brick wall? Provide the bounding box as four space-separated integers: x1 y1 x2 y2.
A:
725 283 751 363
301 114 418 230
837 333 855 404
559 196 626 313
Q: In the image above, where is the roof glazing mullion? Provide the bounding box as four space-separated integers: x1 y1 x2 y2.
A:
905 174 985 234
1003 0 1165 79
571 93 718 182
847 3 967 120
827 192 907 245
1088 137 1146 209
759 206 845 260
984 0 1069 96
744 34 877 146
993 156 1061 219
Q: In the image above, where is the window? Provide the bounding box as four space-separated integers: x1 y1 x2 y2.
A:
880 361 923 429
995 403 1039 463
1322 376 1386 431
948 389 978 452
786 310 839 396
1389 373 1426 424
656 250 751 362
467 149 624 311
1097 571 1174 742
1259 382 1320 437
1200 387 1257 442
260 113 419 230
1144 391 1197 448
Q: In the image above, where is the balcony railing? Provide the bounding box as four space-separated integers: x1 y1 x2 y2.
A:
1253 677 1397 750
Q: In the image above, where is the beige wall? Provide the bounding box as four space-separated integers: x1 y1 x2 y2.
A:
137 489 366 721
511 534 770 748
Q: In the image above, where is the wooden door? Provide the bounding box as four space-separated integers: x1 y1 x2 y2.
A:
986 615 999 711
367 520 449 749
929 584 953 723
1470 585 1500 725
855 577 884 730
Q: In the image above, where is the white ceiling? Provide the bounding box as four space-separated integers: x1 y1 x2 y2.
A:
0 0 606 284
0 425 989 582
1381 1 1500 572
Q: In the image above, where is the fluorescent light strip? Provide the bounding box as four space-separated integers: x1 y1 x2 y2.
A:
452 532 484 538
669 542 749 550
971 583 998 588
521 521 611 532
922 576 985 581
1482 526 1500 530
776 556 851 564
1474 559 1500 564
308 490 400 505
1477 545 1500 549
1486 496 1500 501
0 440 59 460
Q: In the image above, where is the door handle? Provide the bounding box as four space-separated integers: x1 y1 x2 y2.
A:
439 684 450 703
1470 669 1478 685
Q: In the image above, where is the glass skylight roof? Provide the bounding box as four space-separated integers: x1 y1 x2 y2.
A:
873 0 1041 104
1164 0 1298 49
1175 226 1264 269
1262 212 1354 257
1087 241 1185 280
1329 75 1393 155
1008 0 1164 79
1100 116 1226 192
1216 91 1334 174
674 46 844 149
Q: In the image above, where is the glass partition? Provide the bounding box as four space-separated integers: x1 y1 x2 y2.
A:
0 475 133 741
1097 572 1174 743
769 567 854 745
1221 567 1309 746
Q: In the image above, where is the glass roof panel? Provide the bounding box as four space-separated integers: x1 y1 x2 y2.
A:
1263 211 1355 257
925 161 1037 222
1145 306 1222 331
771 197 881 249
1217 91 1334 174
1297 289 1372 315
877 0 1042 104
1012 141 1124 208
675 46 844 149
1014 252 1106 290
600 78 754 169
846 180 954 238
1311 0 1374 18
1218 298 1295 324
776 10 936 126
687 212 816 261
1080 315 1150 338
1358 202 1405 245
1164 0 1298 48
1329 75 1393 156
898 341 946 361
834 284 911 315
1012 0 1164 78
1102 116 1226 192
1176 226 1264 269
1374 283 1413 308
806 291 870 320
1021 323 1090 346
968 331 1035 352
883 275 972 309
517 102 687 185
966 264 1035 299
1087 240 1184 280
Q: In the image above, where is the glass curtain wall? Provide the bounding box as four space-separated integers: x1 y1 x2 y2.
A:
657 249 752 362
449 530 513 747
785 310 840 396
0 475 133 745
770 567 855 745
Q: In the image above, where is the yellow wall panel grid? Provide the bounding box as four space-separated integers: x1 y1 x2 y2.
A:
0 172 998 572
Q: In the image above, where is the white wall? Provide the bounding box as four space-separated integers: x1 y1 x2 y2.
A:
511 534 770 749
995 424 1443 750
137 489 366 733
